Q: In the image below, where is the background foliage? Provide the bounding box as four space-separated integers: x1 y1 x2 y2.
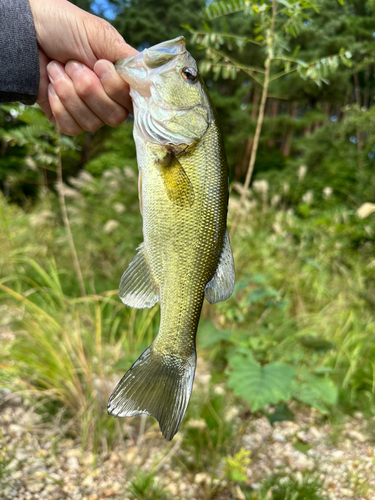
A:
1 0 375 497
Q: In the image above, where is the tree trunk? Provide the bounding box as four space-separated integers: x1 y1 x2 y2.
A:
268 99 279 147
353 72 364 158
236 85 260 180
230 0 276 239
282 102 298 156
364 69 370 109
354 72 361 107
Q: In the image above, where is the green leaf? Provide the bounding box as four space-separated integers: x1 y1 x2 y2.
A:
296 59 308 68
213 65 222 81
203 21 211 32
227 351 296 411
249 273 267 285
314 366 333 375
292 44 301 57
246 287 279 306
278 0 292 7
198 320 232 348
292 371 338 413
204 0 249 21
299 335 335 351
113 354 139 370
223 448 251 483
222 65 231 79
230 66 237 79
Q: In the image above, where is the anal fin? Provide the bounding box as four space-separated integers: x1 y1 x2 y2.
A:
205 230 235 304
119 243 159 309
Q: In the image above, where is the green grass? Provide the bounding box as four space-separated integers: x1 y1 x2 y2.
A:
252 472 327 500
0 448 10 491
179 388 236 474
129 471 172 500
222 205 375 416
1 172 375 495
0 254 158 452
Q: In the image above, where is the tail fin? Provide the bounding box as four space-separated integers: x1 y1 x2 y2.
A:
108 345 196 440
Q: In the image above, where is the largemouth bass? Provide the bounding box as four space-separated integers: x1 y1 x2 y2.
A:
108 37 235 440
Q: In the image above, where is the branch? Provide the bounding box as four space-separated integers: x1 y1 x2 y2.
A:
206 48 265 86
269 65 300 82
270 52 351 83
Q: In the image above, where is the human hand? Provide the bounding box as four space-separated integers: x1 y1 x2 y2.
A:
28 0 138 135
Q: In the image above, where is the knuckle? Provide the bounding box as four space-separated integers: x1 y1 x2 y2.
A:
105 109 127 127
50 105 64 121
99 17 122 45
75 74 95 99
83 120 102 133
53 80 71 103
59 122 83 136
111 76 128 93
53 111 82 136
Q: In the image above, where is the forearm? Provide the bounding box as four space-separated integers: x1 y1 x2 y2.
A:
0 0 39 104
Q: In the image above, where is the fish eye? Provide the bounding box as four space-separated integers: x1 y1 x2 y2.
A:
182 67 198 82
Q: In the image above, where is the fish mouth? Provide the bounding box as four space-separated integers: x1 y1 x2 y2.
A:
115 37 186 92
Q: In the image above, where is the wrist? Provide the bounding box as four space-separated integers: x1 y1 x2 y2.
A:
28 0 73 48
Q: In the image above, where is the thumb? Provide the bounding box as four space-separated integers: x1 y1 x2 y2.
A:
80 13 138 65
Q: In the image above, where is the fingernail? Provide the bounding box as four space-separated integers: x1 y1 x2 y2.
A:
95 60 111 80
47 62 64 82
66 61 85 80
48 84 57 97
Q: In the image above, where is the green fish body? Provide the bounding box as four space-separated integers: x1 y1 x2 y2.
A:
108 37 235 440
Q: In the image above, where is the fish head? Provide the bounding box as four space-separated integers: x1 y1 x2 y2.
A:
116 37 210 148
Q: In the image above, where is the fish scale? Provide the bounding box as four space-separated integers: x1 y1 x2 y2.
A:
107 37 235 440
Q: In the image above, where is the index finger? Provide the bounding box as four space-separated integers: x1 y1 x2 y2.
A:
94 60 133 114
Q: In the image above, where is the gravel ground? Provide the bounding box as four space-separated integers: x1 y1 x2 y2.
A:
1 389 375 500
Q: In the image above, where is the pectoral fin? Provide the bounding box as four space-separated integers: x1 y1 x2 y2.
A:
159 153 195 208
205 230 235 304
119 243 159 309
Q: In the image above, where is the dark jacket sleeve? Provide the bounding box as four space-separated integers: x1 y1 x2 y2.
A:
0 0 39 104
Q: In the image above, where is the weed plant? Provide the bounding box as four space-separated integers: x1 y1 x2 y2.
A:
0 447 10 491
129 471 172 500
0 153 375 492
253 472 327 500
0 193 159 451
